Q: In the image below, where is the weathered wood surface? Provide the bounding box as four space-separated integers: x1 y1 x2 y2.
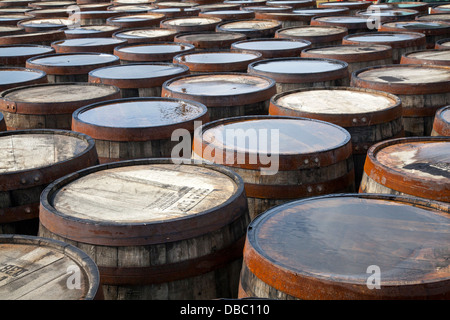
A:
432 105 450 136
275 25 348 48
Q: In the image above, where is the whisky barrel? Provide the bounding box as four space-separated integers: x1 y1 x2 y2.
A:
301 44 393 75
369 2 429 15
28 1 75 9
247 57 350 93
0 0 31 7
161 72 276 121
197 3 241 11
0 234 102 300
416 13 450 23
0 44 54 67
244 5 294 14
71 97 209 163
275 25 348 48
107 4 156 14
25 8 71 18
310 16 373 34
173 31 246 50
114 41 196 63
253 12 312 28
342 31 427 64
0 82 121 130
160 16 222 32
62 25 121 39
155 1 199 9
431 4 450 14
359 136 449 203
106 12 165 29
0 67 47 92
172 49 262 73
0 112 5 131
192 115 355 220
356 9 420 24
113 27 179 43
351 64 450 136
148 7 201 18
88 63 189 98
291 7 350 18
239 193 450 300
436 38 450 49
216 19 282 38
51 37 127 54
0 30 65 46
17 17 76 32
26 52 120 83
0 14 29 26
231 38 311 59
400 49 450 66
266 0 315 10
0 8 31 15
269 86 403 188
223 0 267 7
0 129 98 235
38 158 250 300
317 1 370 15
0 26 23 37
432 105 450 136
199 9 255 21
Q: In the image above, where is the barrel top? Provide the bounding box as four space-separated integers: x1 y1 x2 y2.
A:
319 0 369 6
115 42 194 54
88 63 188 80
417 13 450 21
26 52 119 67
0 44 54 57
357 8 418 17
302 44 391 56
114 27 178 39
0 14 28 21
174 50 261 64
174 31 246 42
354 65 450 84
249 57 347 75
232 38 311 51
217 19 281 30
246 194 450 290
0 67 46 86
403 49 450 61
344 31 426 43
292 7 348 15
276 25 347 36
18 17 75 27
107 13 165 22
313 15 377 23
63 25 120 35
52 37 126 47
162 16 222 26
382 21 450 30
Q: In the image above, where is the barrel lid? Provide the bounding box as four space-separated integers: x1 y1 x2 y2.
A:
114 41 195 62
0 0 31 5
0 44 54 58
149 7 200 17
199 9 255 20
155 1 199 8
0 25 23 36
108 4 156 13
0 30 65 45
266 0 314 8
380 20 450 33
173 31 246 48
216 19 281 32
437 105 450 123
113 0 155 4
62 25 120 36
39 158 247 246
231 38 311 57
343 31 427 47
113 27 178 41
17 17 76 30
369 2 429 11
0 14 29 24
88 62 189 88
51 37 126 51
318 1 370 9
106 12 165 25
356 8 419 18
161 72 276 107
275 25 348 42
244 193 450 299
223 0 267 6
416 13 450 21
401 49 450 66
311 15 373 28
0 234 100 300
436 38 450 49
292 7 350 16
77 10 122 18
301 44 393 62
0 8 32 14
244 5 293 12
161 16 223 29
28 1 75 7
364 137 450 201
0 66 47 90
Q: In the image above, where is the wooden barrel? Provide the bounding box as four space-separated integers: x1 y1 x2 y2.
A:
431 4 450 14
301 44 393 76
253 12 312 28
113 27 179 43
275 25 348 48
0 26 23 37
0 82 121 130
148 7 201 18
88 62 189 98
172 49 262 73
77 10 124 26
247 57 350 93
359 136 449 203
244 5 294 14
224 0 267 7
71 97 209 163
318 1 370 15
62 25 121 39
155 1 199 9
432 105 450 136
0 234 102 300
0 67 47 92
400 49 450 66
197 3 241 11
266 0 315 9
192 115 355 220
114 41 195 63
351 64 450 137
51 37 127 54
369 2 429 15
28 1 76 9
38 158 250 300
216 19 282 38
416 13 450 23
0 0 32 6
199 9 255 21
26 52 120 83
0 44 54 67
173 31 246 50
107 4 156 14
0 14 29 26
291 7 350 17
310 16 376 34
231 38 311 58
356 9 420 24
0 112 5 131
436 38 450 49
25 8 71 18
106 12 165 29
0 8 32 15
0 129 98 235
160 16 222 33
269 86 404 189
0 30 65 46
17 17 76 32
239 193 450 300
342 31 427 64
379 21 450 49
161 72 276 121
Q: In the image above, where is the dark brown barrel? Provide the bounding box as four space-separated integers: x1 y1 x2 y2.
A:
0 129 98 235
77 10 124 26
0 14 29 26
247 57 350 93
431 4 450 14
231 37 311 58
342 31 427 64
26 52 120 83
160 16 222 32
244 5 294 13
223 0 267 7
266 0 315 9
0 112 5 131
51 37 127 54
61 25 121 39
369 2 429 15
0 44 54 67
173 31 246 50
173 49 262 73
318 1 370 15
25 8 71 18
359 136 449 203
356 9 420 24
198 9 255 21
38 158 250 300
106 12 166 28
72 97 209 163
0 25 24 37
148 7 201 18
432 105 450 136
239 193 450 300
28 1 76 9
0 8 32 15
0 234 102 300
0 67 47 92
0 30 65 46
379 21 450 49
17 17 76 32
113 27 179 43
114 41 196 63
0 82 121 130
400 49 450 66
436 38 450 49
269 86 404 188
154 1 199 9
416 13 450 23
253 12 312 28
301 44 393 75
88 62 190 98
197 3 241 11
161 72 276 121
192 115 355 220
275 25 348 48
0 0 32 7
216 19 282 38
351 64 450 136
310 15 375 34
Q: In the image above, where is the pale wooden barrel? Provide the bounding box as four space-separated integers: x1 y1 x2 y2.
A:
359 136 449 203
400 49 450 66
275 25 348 48
301 44 393 76
310 16 374 34
17 17 76 32
71 97 209 163
199 9 255 21
253 12 312 28
0 129 99 235
51 37 127 54
0 67 47 92
114 41 196 63
173 31 246 50
26 52 120 83
436 38 450 49
107 4 156 14
216 19 282 38
62 25 121 39
0 30 65 46
154 1 199 9
192 115 355 220
0 112 5 131
239 193 450 300
247 57 350 93
231 38 311 59
0 82 121 130
269 86 404 189
161 72 276 121
160 16 222 32
0 44 54 67
351 64 450 137
38 158 250 300
432 105 450 136
317 1 370 15
0 234 102 300
88 62 190 98
105 13 165 29
112 27 179 43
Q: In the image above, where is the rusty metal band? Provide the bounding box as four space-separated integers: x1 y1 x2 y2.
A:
0 202 39 223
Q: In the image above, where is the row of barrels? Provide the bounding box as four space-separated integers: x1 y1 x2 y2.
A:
0 0 449 301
